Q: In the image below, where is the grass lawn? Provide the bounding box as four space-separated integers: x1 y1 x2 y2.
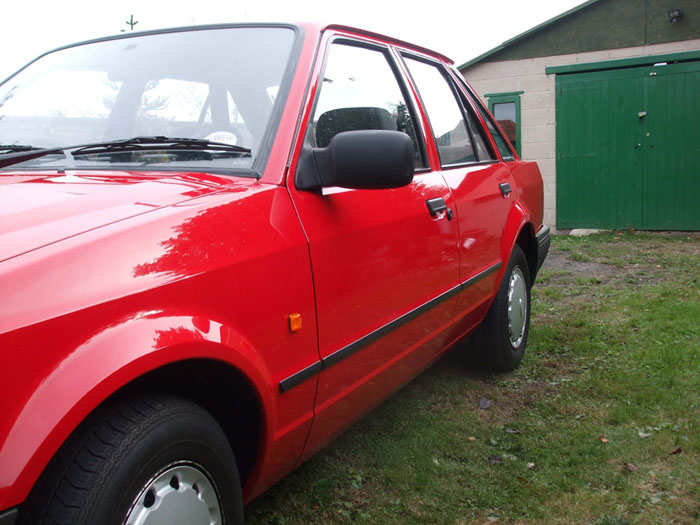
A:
247 232 700 524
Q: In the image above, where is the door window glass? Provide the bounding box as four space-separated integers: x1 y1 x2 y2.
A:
310 43 425 168
403 56 477 167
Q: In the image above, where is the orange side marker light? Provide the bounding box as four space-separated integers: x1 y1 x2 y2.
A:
288 313 302 332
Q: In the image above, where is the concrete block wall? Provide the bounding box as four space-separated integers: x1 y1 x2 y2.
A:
463 38 700 229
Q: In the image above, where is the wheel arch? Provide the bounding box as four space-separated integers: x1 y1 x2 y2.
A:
515 222 538 284
119 357 263 487
0 315 272 511
501 202 538 285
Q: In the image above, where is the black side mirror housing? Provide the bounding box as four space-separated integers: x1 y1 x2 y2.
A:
296 130 414 191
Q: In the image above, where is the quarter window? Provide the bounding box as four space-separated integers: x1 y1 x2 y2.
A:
476 103 516 161
310 43 425 168
463 101 495 162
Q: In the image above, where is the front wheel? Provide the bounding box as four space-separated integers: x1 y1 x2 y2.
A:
20 394 243 525
472 244 531 372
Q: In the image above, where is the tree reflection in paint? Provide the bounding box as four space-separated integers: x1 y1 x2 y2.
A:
133 188 251 279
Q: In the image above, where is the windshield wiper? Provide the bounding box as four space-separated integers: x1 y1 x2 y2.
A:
0 136 251 169
0 146 65 169
0 144 44 154
71 136 251 156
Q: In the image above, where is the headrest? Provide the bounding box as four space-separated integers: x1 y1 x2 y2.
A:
316 107 396 148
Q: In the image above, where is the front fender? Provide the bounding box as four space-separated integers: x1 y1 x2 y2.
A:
0 313 273 510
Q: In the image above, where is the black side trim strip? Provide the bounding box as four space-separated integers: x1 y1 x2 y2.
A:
0 507 18 525
279 262 502 392
462 261 501 289
323 281 463 369
279 361 323 393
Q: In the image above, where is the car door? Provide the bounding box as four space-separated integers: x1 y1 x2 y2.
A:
286 38 461 455
400 54 514 339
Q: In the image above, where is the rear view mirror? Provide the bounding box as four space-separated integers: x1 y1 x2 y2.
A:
296 130 414 191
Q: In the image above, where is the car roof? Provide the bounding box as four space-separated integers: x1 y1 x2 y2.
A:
27 22 452 68
309 22 454 65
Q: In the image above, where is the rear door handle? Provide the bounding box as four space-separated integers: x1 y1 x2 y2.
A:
426 198 453 220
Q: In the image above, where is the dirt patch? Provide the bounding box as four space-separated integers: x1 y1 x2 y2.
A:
542 251 618 280
540 235 699 290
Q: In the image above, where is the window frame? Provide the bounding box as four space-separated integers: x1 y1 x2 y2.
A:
484 91 524 157
304 36 430 172
399 51 497 170
485 91 522 157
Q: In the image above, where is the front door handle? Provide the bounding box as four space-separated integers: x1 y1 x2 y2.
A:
426 197 453 220
499 183 512 198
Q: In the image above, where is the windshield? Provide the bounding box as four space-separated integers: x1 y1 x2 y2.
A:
0 26 296 172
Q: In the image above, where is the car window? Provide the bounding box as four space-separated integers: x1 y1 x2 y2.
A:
134 79 211 136
476 100 516 161
0 70 122 145
446 72 517 162
310 42 426 168
0 27 295 171
462 98 496 162
402 56 478 167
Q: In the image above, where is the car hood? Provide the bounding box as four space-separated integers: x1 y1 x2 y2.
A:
0 170 249 262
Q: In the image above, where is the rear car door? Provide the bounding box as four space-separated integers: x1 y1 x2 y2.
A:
401 55 515 338
286 38 460 453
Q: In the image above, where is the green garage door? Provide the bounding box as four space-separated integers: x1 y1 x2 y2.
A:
556 60 700 230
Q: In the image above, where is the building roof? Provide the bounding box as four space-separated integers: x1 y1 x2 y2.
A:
458 0 601 70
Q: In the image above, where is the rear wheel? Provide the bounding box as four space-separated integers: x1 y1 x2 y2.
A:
472 244 531 371
20 393 243 525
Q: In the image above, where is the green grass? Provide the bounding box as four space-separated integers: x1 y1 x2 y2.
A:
247 232 700 524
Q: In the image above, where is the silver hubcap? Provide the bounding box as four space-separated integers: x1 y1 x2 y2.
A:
125 464 222 525
507 266 528 348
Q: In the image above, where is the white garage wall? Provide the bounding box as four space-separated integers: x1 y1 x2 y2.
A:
463 38 700 229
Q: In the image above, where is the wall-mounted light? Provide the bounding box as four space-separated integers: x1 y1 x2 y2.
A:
667 9 683 23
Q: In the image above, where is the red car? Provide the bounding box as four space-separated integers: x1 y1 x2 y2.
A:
0 23 549 524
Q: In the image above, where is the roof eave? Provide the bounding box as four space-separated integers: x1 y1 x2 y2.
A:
458 0 601 71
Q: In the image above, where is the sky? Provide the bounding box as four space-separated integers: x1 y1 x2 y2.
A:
1 0 586 80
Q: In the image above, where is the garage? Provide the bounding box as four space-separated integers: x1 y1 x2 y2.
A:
459 0 700 230
553 54 700 230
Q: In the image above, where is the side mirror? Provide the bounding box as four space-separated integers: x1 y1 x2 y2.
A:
296 130 414 191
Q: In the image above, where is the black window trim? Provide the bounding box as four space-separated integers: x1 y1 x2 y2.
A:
399 51 498 171
300 36 430 175
387 45 434 175
440 159 500 170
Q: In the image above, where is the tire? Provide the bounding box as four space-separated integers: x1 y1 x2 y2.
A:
20 393 243 525
472 244 531 372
